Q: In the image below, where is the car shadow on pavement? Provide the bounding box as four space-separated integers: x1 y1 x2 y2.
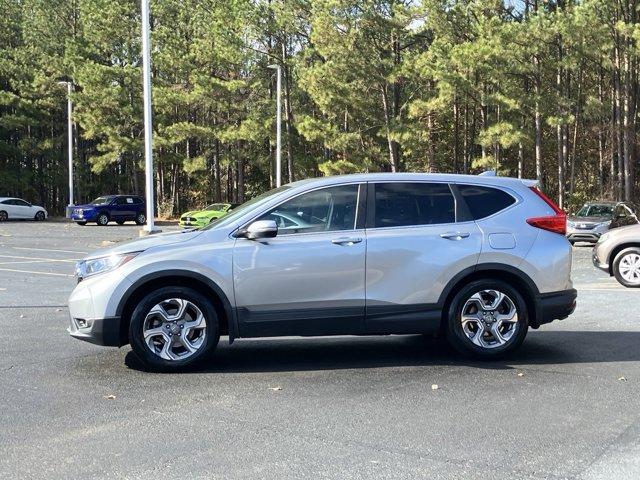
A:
124 330 640 373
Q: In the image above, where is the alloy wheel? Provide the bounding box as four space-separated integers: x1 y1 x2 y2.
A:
142 298 207 361
0 211 7 221
618 253 640 285
460 289 519 349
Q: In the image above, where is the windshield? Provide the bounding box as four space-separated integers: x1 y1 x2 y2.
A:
205 204 227 211
200 186 292 231
575 204 614 218
91 196 113 206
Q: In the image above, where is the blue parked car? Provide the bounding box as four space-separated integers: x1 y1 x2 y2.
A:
71 195 146 226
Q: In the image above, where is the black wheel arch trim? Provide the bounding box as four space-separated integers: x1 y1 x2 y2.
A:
115 270 237 344
437 263 544 327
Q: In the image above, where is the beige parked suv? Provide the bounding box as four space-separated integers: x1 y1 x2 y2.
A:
593 224 640 287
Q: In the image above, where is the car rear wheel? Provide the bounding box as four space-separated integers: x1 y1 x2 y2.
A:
0 211 7 222
135 213 146 225
34 211 45 221
446 279 529 358
613 247 640 288
129 287 219 371
97 213 109 226
75 221 87 226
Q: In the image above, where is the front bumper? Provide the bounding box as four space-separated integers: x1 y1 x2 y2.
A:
592 246 610 273
68 270 132 346
68 316 122 346
70 210 97 221
179 217 207 228
534 288 577 328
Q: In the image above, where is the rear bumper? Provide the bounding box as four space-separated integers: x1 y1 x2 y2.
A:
68 315 122 346
534 288 577 328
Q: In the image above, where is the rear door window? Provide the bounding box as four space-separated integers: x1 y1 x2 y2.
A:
457 185 516 220
372 183 455 228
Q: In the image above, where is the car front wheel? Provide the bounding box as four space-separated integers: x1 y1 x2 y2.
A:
446 279 529 358
97 213 109 226
0 211 7 222
34 211 45 221
129 287 219 371
613 247 640 288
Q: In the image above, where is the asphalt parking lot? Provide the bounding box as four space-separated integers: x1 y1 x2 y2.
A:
1 220 639 480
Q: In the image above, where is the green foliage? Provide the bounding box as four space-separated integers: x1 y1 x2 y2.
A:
1 0 639 215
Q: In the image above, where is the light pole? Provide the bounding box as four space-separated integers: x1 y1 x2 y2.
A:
267 64 282 187
57 81 74 217
140 0 159 234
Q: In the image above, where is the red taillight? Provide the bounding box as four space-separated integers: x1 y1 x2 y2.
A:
526 187 567 235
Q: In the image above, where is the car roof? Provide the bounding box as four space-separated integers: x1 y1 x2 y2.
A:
284 172 536 190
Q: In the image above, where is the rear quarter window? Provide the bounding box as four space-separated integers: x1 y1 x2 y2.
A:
457 184 516 220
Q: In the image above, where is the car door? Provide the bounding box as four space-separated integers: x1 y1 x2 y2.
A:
111 197 129 220
11 199 32 219
364 182 482 334
233 183 367 337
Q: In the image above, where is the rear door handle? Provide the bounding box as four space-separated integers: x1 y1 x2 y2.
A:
440 232 470 240
331 237 363 246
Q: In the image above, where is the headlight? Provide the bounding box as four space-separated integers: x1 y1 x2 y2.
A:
567 221 576 228
75 252 139 280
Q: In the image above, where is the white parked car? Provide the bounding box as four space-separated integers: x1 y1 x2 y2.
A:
0 197 48 221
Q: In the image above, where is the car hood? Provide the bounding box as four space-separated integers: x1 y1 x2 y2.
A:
182 210 218 218
73 204 100 210
568 215 611 224
84 229 204 260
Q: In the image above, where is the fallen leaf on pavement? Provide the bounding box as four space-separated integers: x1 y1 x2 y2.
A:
431 384 439 390
517 372 524 377
268 386 282 391
618 376 627 382
104 394 117 400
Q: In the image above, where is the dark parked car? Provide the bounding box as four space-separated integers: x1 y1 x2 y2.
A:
566 201 638 244
70 195 146 226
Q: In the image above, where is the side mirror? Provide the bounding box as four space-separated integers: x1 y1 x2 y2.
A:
239 220 278 239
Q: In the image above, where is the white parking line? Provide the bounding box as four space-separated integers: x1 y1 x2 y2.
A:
0 254 78 263
10 246 89 255
0 267 74 277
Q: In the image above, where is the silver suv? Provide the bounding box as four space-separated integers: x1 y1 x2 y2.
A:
68 173 577 370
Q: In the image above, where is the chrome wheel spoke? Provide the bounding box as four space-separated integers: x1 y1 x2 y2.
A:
489 322 507 345
159 338 177 361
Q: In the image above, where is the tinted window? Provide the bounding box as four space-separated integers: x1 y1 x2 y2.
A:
258 184 359 235
374 183 455 228
458 185 516 220
15 200 30 206
113 197 128 205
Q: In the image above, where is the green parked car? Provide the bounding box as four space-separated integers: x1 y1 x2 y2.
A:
179 203 240 228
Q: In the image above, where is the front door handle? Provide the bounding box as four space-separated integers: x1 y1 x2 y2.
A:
440 232 470 240
331 237 363 246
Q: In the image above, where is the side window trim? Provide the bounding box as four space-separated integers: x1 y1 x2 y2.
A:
365 181 458 230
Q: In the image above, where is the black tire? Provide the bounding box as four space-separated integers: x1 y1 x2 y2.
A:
612 247 640 288
209 217 218 223
0 210 7 222
96 212 109 226
129 286 219 372
116 220 126 225
135 212 146 225
75 221 87 226
34 211 45 221
445 279 529 359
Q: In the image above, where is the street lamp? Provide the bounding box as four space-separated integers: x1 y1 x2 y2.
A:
57 81 74 217
267 64 282 188
140 0 159 234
